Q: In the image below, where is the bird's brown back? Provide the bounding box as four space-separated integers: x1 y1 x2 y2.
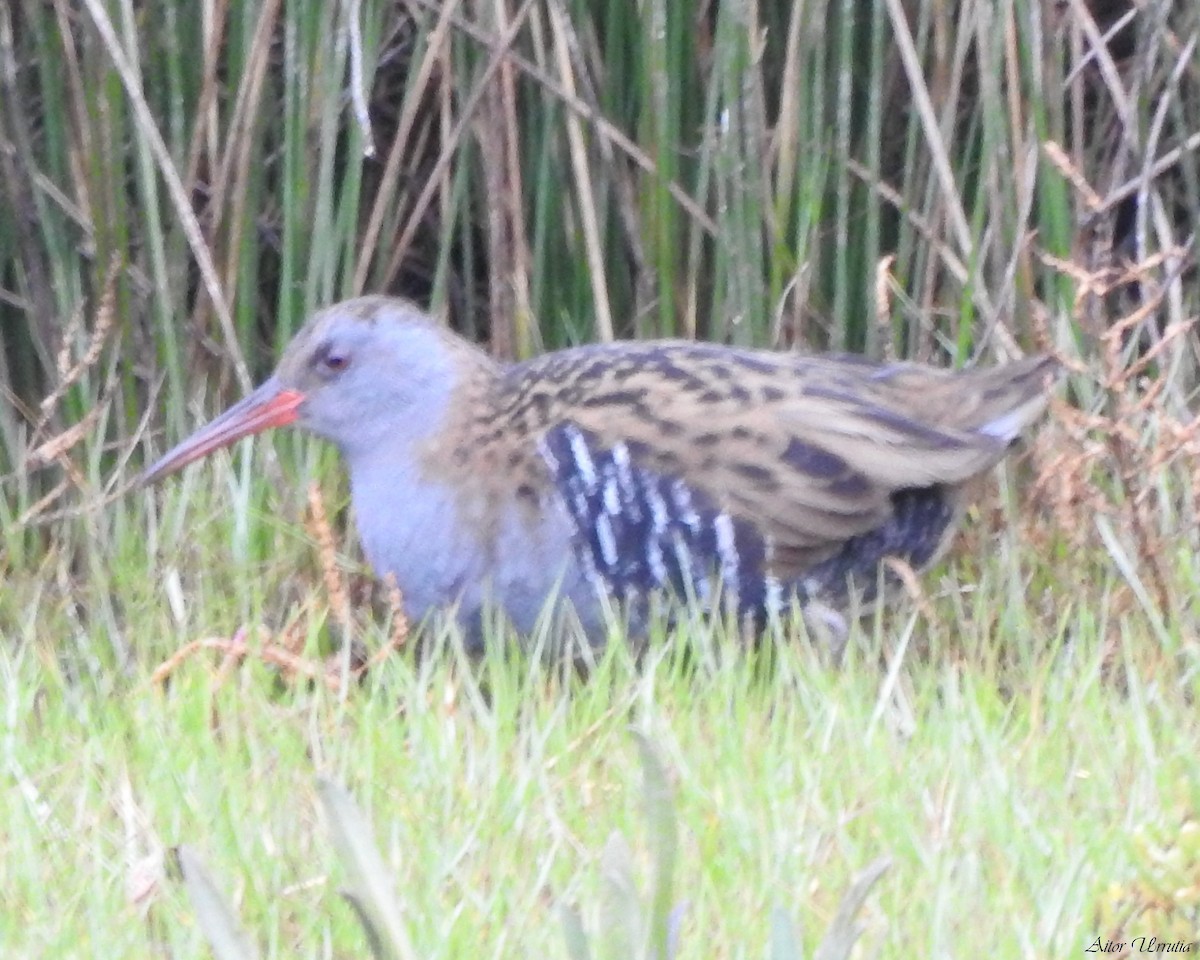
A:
425 342 1055 583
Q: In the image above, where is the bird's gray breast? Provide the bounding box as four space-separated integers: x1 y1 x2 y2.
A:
349 454 601 645
350 460 482 619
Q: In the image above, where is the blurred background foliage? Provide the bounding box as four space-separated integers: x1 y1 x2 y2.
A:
0 0 1197 526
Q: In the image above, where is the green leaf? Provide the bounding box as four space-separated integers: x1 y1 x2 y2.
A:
768 905 802 960
175 845 259 960
559 902 593 960
633 731 678 960
814 856 891 960
317 778 420 960
600 830 642 960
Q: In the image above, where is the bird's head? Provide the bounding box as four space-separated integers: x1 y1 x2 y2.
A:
141 297 488 484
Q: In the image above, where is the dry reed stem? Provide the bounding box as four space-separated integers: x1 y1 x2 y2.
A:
406 0 718 236
149 629 347 692
549 1 613 342
277 596 316 657
151 482 408 694
874 255 896 360
27 408 105 469
1020 138 1194 637
34 256 119 432
306 481 354 643
381 0 539 290
149 622 400 694
883 556 935 623
1030 244 1197 629
15 480 71 528
352 0 458 293
1042 140 1104 212
383 572 410 651
345 0 376 158
19 261 121 523
77 0 248 389
211 625 251 691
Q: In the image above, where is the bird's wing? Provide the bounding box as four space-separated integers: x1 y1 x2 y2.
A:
527 345 1053 586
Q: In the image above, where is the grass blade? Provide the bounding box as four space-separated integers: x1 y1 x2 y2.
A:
175 845 259 960
768 904 801 960
559 903 593 960
599 830 642 960
316 777 419 960
813 856 891 960
632 730 678 960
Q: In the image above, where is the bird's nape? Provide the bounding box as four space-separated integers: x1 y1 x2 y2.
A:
140 376 305 485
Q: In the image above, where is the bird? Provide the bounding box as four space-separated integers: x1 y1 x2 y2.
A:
142 296 1057 652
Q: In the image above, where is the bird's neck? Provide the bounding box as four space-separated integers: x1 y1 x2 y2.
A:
339 342 528 548
341 350 583 630
336 335 504 468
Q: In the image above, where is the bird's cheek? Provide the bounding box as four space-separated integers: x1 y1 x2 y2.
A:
299 396 351 439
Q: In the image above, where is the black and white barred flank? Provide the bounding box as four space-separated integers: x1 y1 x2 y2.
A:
539 422 955 621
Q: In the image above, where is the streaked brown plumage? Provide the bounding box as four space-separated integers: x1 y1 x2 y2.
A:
143 297 1057 650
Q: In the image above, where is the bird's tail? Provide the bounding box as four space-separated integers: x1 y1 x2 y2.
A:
949 355 1060 443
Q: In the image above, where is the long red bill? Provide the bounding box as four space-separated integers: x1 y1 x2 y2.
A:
140 377 305 485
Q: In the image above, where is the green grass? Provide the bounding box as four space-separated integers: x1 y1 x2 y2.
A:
3 463 1200 956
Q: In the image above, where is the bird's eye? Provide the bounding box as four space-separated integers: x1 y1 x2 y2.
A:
314 345 350 374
